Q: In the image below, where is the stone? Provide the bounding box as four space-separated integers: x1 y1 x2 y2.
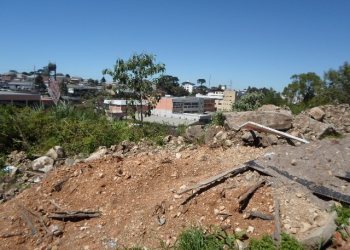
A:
65 158 76 167
260 134 279 147
32 156 54 173
185 125 205 142
224 140 233 147
175 153 182 159
300 211 337 248
308 107 325 121
204 126 222 144
215 131 228 141
45 146 65 160
49 224 63 236
247 226 255 233
226 110 293 131
163 135 172 144
293 114 337 139
85 146 108 162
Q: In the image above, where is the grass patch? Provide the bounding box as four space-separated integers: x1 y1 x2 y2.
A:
249 233 304 250
333 204 350 226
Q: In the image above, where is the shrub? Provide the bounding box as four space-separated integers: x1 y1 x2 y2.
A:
212 112 225 126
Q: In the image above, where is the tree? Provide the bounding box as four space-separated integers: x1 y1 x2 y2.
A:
100 76 106 84
232 92 264 111
156 75 189 96
324 62 350 104
34 74 46 91
282 72 324 104
197 78 206 87
103 53 165 124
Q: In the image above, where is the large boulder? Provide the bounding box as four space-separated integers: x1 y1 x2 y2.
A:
225 110 293 131
32 156 54 173
45 146 65 160
185 125 205 142
292 114 337 139
308 107 325 121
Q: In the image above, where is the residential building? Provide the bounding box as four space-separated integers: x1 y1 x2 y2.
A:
1 72 16 82
7 81 34 91
0 91 54 106
155 96 204 114
181 81 195 94
104 99 149 120
216 89 237 112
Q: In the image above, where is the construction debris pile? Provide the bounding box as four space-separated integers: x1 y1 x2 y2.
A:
0 104 350 249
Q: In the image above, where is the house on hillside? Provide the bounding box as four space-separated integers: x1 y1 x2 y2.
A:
181 81 195 94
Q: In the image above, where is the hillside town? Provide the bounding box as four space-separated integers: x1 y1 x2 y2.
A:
0 65 246 126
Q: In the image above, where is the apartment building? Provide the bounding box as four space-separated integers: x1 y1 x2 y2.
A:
216 89 237 112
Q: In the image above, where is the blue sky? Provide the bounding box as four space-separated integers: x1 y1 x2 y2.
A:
1 0 349 91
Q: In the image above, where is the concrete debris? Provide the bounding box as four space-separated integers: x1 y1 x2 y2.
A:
32 156 54 173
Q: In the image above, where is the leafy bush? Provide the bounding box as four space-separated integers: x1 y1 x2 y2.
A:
0 105 171 157
212 112 226 126
249 235 276 250
333 205 350 226
233 92 264 111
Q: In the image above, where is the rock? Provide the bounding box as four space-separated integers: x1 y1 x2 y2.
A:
300 211 337 248
85 146 108 162
204 126 222 144
32 156 54 173
309 107 325 121
177 136 185 145
247 226 255 233
45 146 65 160
65 158 76 167
215 131 228 141
163 135 172 144
258 105 292 115
49 224 63 236
293 114 337 139
291 159 297 166
226 110 293 131
224 140 233 147
175 153 182 159
260 134 279 147
185 125 205 142
241 132 254 142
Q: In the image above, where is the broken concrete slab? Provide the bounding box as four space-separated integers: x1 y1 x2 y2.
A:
225 110 293 131
32 156 54 173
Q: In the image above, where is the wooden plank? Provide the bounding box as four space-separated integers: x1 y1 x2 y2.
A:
177 164 250 195
238 180 265 212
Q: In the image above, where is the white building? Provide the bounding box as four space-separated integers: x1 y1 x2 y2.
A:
181 81 195 94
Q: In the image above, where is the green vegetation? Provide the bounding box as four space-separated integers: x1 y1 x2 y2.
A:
0 104 171 157
333 205 350 227
233 92 265 111
212 112 226 126
173 228 304 250
283 62 350 113
175 227 235 250
249 233 304 250
157 75 189 96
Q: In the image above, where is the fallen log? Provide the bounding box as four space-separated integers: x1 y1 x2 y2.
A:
177 164 251 195
238 180 265 212
48 211 101 221
248 211 274 220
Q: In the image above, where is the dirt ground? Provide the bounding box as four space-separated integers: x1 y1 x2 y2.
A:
1 135 350 249
0 145 274 249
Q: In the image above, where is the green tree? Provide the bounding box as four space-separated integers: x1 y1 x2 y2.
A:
103 53 165 124
100 76 106 84
232 92 264 111
34 74 46 91
324 62 350 104
282 72 324 104
197 78 206 87
156 75 189 96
